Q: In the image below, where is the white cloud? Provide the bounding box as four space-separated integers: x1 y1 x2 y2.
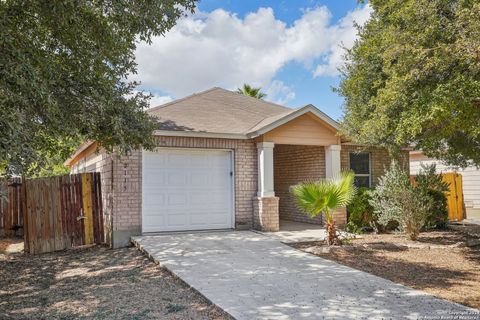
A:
264 80 296 105
313 5 372 77
148 94 173 108
133 5 371 100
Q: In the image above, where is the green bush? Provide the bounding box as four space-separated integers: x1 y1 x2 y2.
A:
346 187 375 233
414 164 449 229
369 161 434 240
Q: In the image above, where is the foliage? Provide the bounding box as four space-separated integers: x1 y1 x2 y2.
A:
346 187 375 233
414 164 450 229
236 84 267 99
369 161 434 240
0 0 197 176
337 0 480 167
27 137 81 178
291 171 356 245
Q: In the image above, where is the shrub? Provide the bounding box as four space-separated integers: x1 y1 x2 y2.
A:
346 187 375 233
369 161 433 240
414 164 449 229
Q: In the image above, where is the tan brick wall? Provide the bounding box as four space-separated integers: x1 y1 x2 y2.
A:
112 151 142 232
253 197 279 231
332 207 347 225
274 145 326 224
340 145 410 187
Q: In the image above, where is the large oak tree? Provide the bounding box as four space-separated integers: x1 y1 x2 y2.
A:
0 0 196 175
338 0 480 167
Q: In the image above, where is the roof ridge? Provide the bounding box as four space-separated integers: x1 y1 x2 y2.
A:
147 87 222 113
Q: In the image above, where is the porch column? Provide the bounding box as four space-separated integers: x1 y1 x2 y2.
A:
325 144 341 179
257 142 275 197
254 142 279 232
325 144 347 225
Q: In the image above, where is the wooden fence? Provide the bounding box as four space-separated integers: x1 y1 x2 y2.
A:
442 172 464 221
0 177 23 237
411 172 465 222
0 173 104 254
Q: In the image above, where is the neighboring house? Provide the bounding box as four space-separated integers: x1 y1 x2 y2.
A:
410 151 480 221
66 87 407 247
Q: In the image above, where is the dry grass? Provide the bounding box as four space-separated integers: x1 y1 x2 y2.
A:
0 238 232 320
291 230 480 310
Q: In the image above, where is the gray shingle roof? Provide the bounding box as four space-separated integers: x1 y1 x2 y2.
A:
147 87 296 135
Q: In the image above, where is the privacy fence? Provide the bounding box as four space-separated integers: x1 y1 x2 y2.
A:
0 173 104 254
0 177 23 237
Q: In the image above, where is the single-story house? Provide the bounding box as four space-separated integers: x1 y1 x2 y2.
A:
410 151 480 221
66 87 408 247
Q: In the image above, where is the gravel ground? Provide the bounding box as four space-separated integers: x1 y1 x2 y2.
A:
291 230 480 310
0 238 232 320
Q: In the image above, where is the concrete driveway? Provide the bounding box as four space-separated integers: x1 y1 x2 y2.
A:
132 231 477 320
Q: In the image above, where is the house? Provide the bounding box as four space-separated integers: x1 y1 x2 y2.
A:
66 87 407 247
410 151 480 221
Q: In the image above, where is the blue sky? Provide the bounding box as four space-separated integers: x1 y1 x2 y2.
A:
133 0 371 120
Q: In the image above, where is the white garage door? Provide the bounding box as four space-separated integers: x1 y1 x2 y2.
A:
142 148 234 232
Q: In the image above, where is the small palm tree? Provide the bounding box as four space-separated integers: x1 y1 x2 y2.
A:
291 171 356 245
236 84 267 99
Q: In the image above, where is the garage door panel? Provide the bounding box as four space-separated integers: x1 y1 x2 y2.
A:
142 149 233 232
190 172 210 186
167 213 188 226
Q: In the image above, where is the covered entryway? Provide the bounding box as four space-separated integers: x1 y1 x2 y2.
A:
142 148 234 232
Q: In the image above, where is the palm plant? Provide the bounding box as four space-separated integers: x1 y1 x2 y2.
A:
291 171 356 245
236 84 267 99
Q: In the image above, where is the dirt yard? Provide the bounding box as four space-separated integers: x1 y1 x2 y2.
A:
0 238 232 320
291 230 480 310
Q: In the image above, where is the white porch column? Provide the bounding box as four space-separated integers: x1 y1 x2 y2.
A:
325 144 342 179
257 142 275 197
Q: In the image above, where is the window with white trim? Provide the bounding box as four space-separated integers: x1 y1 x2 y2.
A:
349 152 371 188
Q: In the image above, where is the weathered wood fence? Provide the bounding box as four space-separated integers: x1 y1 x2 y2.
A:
0 177 23 237
0 173 104 254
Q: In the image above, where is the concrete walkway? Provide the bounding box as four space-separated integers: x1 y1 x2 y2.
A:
132 231 477 320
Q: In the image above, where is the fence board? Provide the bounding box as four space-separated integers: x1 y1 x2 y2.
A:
15 173 105 254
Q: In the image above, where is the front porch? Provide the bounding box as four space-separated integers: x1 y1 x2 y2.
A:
252 111 346 232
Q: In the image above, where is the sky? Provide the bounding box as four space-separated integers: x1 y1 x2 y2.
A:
132 0 372 121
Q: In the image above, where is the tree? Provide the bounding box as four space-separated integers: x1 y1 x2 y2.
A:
337 0 480 167
236 84 267 99
291 171 356 245
0 0 197 176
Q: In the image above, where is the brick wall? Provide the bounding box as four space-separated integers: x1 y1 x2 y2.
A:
253 197 279 231
340 145 410 186
274 145 326 224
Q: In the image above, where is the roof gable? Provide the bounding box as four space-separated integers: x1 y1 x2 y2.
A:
148 88 340 138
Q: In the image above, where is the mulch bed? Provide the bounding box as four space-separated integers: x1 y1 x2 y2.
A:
0 238 232 320
291 230 480 310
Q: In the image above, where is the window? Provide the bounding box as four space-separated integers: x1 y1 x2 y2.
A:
349 152 371 188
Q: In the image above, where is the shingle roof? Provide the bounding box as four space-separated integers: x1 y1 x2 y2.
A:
148 87 296 135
